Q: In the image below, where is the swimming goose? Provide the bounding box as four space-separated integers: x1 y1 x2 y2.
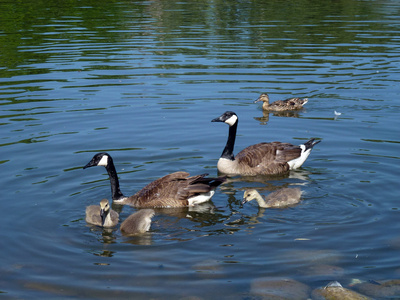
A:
242 188 302 208
83 153 226 208
120 209 155 235
85 198 119 227
254 93 308 111
211 111 320 176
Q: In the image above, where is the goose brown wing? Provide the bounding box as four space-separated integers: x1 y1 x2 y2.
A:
274 142 302 162
129 172 225 207
235 142 301 172
132 172 189 203
177 173 225 200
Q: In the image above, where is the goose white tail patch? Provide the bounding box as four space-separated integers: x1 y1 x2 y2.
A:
98 155 109 166
113 196 127 204
287 144 312 170
188 191 215 206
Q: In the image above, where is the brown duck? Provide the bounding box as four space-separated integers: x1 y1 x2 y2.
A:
254 93 308 111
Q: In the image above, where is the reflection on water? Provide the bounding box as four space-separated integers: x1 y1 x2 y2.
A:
1 0 400 298
253 109 304 125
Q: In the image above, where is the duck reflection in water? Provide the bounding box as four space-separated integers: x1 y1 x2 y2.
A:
254 109 304 125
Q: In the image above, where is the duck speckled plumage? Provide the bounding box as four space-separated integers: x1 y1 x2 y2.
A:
254 93 308 111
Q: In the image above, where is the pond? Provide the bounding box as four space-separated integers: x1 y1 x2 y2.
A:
1 0 399 298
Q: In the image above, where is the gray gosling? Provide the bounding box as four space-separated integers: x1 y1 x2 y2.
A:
242 188 302 208
86 199 119 227
254 93 308 111
120 209 155 236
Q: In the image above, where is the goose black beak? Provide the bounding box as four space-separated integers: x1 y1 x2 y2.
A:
241 198 248 205
211 116 224 122
83 160 96 169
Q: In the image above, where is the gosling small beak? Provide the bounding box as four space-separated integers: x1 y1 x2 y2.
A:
100 208 106 225
241 198 248 205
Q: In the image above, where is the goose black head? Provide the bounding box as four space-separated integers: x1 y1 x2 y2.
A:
83 152 110 169
211 111 238 126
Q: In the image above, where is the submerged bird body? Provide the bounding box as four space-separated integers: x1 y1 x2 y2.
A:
120 209 155 235
212 111 320 176
85 198 119 227
254 93 308 111
84 153 225 208
242 188 302 208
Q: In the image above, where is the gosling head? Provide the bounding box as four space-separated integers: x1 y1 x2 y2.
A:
211 111 238 127
84 152 110 169
254 93 270 103
242 189 259 205
99 198 111 226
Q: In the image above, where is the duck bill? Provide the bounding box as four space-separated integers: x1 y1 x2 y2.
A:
254 97 262 103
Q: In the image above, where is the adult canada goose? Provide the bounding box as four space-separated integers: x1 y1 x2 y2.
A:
83 153 226 208
242 188 302 208
120 209 155 235
211 111 320 176
85 198 119 227
254 93 308 111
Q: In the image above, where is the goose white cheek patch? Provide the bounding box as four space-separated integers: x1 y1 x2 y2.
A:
225 115 238 126
98 155 109 166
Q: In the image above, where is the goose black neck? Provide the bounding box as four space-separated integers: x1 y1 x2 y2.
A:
105 159 125 200
221 121 237 161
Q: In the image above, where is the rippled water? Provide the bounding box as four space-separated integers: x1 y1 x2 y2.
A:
1 0 400 298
